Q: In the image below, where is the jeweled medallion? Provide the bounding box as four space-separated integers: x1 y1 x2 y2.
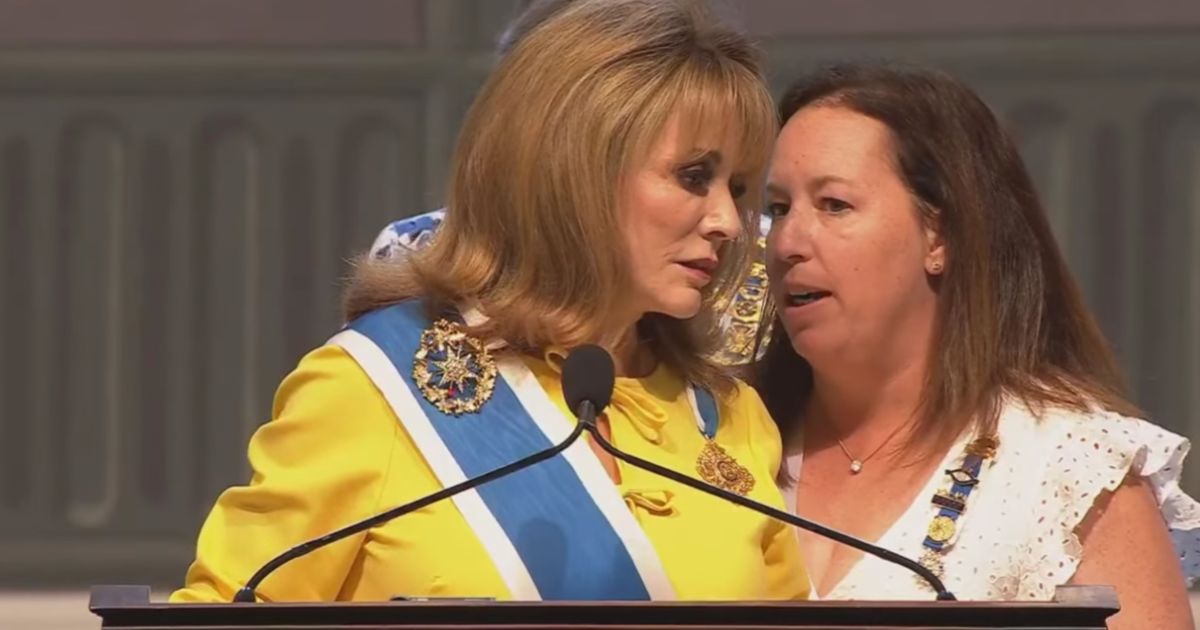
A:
696 439 756 495
412 318 497 415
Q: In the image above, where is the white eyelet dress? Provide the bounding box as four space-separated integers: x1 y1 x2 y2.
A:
782 400 1200 600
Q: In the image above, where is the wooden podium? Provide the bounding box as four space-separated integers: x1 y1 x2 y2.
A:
89 584 1118 629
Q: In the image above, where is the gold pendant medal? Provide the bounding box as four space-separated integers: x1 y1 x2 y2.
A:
696 439 755 495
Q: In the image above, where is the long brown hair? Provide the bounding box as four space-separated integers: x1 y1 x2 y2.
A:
345 0 776 393
757 62 1140 454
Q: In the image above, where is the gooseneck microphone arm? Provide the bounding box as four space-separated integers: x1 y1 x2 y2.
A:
233 344 614 604
232 421 587 603
575 414 957 601
232 343 954 603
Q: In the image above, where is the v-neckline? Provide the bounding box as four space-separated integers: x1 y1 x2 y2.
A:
782 431 970 599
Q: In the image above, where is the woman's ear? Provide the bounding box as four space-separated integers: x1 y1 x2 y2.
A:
923 217 945 276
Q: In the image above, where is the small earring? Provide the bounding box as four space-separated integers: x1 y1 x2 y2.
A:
929 262 943 274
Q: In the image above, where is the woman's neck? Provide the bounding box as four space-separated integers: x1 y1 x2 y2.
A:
806 353 927 443
607 322 655 378
804 304 938 442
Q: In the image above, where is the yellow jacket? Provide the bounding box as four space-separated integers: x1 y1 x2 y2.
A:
171 344 809 602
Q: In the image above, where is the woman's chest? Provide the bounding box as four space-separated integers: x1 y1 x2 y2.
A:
342 479 785 601
794 458 945 597
815 463 1048 601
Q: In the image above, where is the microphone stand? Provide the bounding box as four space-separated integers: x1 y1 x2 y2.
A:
577 419 957 601
232 396 954 602
233 421 587 603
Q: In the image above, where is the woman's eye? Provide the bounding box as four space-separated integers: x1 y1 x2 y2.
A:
678 166 713 193
820 197 852 214
766 202 790 218
729 180 748 199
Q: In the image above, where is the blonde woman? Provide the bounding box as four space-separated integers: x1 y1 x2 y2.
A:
172 0 807 603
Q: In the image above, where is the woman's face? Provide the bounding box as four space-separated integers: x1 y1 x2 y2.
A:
765 105 944 369
619 113 747 320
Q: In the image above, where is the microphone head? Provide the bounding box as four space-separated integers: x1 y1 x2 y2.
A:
562 344 616 417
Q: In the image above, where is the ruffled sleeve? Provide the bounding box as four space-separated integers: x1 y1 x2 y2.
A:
1016 408 1200 595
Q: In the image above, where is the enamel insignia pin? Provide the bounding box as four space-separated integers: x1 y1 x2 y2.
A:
412 319 497 415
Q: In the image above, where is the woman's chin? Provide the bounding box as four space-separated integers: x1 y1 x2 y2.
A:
785 328 839 364
647 291 703 320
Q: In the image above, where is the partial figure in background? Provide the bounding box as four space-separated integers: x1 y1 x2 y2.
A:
368 0 580 261
370 208 444 259
756 62 1197 629
173 0 807 603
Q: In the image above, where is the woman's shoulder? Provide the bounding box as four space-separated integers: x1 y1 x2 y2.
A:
984 398 1200 588
995 398 1189 476
712 377 783 468
277 343 377 397
267 342 399 440
714 377 773 426
992 399 1194 510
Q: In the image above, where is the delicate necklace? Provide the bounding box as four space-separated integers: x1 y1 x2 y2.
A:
835 421 910 474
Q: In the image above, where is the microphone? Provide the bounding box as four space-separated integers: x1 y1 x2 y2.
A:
562 343 615 429
564 345 957 601
230 352 615 603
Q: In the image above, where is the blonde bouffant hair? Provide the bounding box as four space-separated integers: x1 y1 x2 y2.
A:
345 0 776 393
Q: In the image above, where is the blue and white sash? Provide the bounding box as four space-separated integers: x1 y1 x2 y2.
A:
329 301 720 600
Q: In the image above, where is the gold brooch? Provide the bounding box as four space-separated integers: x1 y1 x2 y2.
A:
696 439 755 495
711 260 771 366
926 515 957 543
918 548 945 578
932 489 967 511
412 319 497 415
965 435 1000 459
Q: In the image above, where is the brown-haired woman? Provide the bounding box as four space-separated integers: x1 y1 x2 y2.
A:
758 62 1198 628
172 0 808 603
